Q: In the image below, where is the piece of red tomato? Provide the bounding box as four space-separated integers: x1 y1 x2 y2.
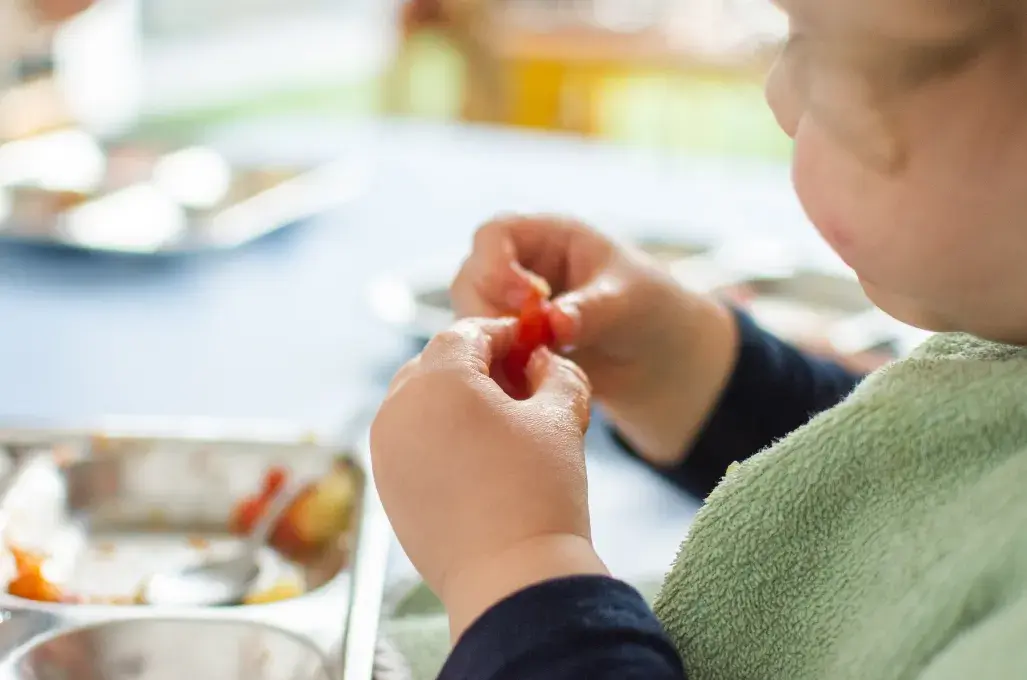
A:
232 466 290 535
501 284 555 398
228 496 264 535
261 466 288 498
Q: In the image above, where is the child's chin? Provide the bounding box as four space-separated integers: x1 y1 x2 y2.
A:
857 280 951 333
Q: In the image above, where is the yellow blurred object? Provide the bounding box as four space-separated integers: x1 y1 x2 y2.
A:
243 579 305 605
394 0 777 135
290 463 359 547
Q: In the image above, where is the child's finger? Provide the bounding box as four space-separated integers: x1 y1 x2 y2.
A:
450 258 521 319
422 318 519 376
525 348 592 433
468 222 537 307
550 273 628 351
467 214 575 307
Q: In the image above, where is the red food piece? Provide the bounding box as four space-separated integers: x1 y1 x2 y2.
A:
229 496 265 536
232 467 290 535
270 505 312 560
501 283 555 398
230 465 356 560
261 466 288 498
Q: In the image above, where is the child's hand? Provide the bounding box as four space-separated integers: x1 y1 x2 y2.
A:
371 318 607 639
451 215 739 465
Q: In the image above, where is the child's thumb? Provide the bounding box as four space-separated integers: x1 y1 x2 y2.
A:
526 348 591 432
549 274 627 352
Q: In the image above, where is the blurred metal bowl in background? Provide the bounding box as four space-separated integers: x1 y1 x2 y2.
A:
0 615 334 680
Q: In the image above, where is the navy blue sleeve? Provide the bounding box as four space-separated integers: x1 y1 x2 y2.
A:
616 309 866 498
441 576 686 680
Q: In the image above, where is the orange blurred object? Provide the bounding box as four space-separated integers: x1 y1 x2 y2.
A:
8 546 65 603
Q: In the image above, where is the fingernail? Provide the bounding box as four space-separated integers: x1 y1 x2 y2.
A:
466 326 490 355
559 343 578 355
529 346 551 374
552 299 582 347
554 297 580 319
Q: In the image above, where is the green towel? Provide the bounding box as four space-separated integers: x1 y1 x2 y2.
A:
656 332 1027 679
381 614 451 680
384 332 1027 679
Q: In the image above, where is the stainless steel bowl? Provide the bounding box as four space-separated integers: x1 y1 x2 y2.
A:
0 615 334 680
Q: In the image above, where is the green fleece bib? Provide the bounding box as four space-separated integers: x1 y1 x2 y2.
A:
654 333 1027 679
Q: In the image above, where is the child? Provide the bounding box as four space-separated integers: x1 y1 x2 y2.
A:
371 0 1027 677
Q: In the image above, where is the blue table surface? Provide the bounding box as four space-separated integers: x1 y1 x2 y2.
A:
0 118 832 584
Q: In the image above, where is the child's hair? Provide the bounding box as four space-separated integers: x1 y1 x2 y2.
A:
785 0 1024 168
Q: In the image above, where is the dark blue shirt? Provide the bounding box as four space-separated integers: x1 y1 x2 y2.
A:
439 311 865 680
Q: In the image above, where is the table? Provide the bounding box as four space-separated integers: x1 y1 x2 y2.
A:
0 118 832 587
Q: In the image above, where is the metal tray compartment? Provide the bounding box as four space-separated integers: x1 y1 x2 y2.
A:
0 426 390 680
0 130 364 254
0 615 334 680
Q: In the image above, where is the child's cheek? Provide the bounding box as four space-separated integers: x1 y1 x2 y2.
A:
791 123 857 259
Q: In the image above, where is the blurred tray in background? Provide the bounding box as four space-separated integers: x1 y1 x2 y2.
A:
0 422 390 680
0 129 366 254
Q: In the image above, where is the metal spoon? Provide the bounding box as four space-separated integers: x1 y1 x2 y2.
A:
142 483 302 607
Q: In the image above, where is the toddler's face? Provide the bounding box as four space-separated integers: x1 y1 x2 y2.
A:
766 0 1027 342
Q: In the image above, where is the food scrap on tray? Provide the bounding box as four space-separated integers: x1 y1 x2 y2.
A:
229 463 357 561
7 546 65 603
4 462 358 607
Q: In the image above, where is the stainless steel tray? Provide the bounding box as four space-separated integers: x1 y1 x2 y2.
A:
0 424 391 680
0 131 366 254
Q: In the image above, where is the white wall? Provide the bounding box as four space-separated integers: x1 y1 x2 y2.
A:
55 0 401 128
